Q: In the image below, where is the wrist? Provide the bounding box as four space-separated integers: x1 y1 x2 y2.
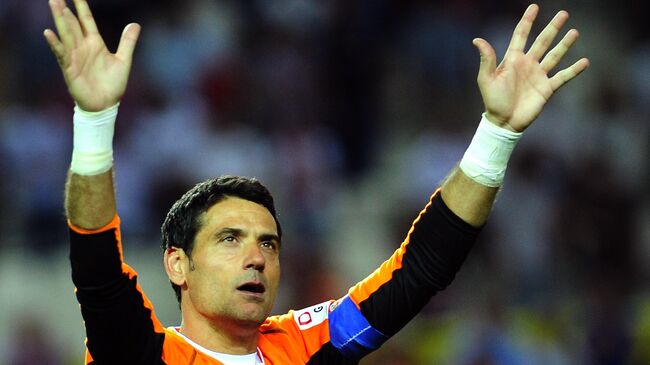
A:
459 113 523 187
70 103 119 175
485 112 519 133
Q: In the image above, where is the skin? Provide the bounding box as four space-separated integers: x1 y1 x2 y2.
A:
164 197 281 353
49 0 588 355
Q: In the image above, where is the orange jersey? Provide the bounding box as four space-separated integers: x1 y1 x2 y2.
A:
69 190 480 364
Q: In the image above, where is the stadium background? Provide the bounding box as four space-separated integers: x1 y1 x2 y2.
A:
0 0 648 364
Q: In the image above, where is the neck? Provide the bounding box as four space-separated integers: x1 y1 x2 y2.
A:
180 304 261 354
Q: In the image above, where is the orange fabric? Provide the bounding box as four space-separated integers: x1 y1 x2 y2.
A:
258 310 332 364
84 307 333 364
68 215 120 234
348 189 440 306
69 215 125 261
160 329 206 364
159 310 332 364
85 312 333 364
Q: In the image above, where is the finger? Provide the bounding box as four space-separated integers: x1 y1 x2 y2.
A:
62 6 84 47
549 58 590 91
49 0 75 49
507 4 539 53
473 38 497 84
116 23 141 62
43 29 66 63
72 0 99 35
527 10 569 60
540 29 580 73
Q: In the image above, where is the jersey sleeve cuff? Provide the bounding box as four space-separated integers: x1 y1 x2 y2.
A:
68 215 121 235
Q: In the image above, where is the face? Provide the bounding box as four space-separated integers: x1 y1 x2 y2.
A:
181 197 281 328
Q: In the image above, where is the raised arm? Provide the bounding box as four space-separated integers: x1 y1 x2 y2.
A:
332 6 589 360
44 0 140 229
45 5 167 363
441 4 589 226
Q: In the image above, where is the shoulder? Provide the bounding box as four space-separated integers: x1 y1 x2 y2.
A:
258 300 338 363
262 300 336 333
160 327 209 363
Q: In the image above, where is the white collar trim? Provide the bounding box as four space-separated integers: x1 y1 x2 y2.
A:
172 327 264 365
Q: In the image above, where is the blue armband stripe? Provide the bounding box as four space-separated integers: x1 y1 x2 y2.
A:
329 296 388 358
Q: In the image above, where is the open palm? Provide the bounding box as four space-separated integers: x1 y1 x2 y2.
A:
44 0 140 112
474 5 589 132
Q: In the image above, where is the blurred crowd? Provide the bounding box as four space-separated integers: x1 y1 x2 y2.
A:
1 0 648 364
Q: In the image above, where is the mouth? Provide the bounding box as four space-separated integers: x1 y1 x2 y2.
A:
236 281 266 295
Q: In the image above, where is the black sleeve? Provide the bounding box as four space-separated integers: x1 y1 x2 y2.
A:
357 192 481 337
69 227 165 365
306 343 359 365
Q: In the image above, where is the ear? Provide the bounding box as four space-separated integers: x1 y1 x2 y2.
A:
164 247 189 287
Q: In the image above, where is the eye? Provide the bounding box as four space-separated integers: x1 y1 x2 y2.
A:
260 240 278 251
221 235 237 243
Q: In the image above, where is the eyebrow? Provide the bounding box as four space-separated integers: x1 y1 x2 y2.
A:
215 228 281 247
215 227 243 238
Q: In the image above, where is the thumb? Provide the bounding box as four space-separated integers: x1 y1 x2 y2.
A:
116 23 141 62
472 38 496 84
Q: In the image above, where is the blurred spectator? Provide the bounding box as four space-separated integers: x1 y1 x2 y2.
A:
2 101 70 253
6 318 63 365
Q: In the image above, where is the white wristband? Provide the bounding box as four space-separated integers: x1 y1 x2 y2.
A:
70 103 119 175
459 113 523 187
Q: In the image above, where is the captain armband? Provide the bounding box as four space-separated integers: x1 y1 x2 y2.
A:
459 113 523 187
70 103 119 175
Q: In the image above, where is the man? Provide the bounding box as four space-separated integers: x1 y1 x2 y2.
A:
44 0 589 363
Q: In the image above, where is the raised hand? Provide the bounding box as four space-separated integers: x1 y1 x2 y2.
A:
44 0 140 112
473 4 589 132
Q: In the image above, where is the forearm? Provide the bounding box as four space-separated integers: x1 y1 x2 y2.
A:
440 113 523 227
440 167 498 228
64 103 120 229
65 169 116 229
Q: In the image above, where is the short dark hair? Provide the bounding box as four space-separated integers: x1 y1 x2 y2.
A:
161 175 281 303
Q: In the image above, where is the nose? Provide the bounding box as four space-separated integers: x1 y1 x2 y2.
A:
243 242 266 272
